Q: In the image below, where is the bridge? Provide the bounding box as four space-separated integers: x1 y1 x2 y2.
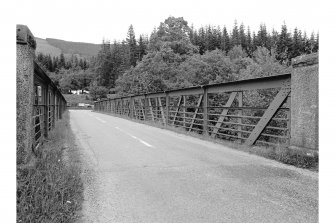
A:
17 25 318 222
93 55 318 153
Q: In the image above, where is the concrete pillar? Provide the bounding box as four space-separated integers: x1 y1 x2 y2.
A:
16 25 36 165
290 53 318 152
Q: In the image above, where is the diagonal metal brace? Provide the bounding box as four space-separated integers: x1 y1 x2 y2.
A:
158 97 166 125
244 86 291 146
211 92 237 138
188 94 203 132
172 96 182 125
148 98 155 121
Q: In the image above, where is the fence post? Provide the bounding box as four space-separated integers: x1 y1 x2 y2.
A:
16 25 37 166
290 53 319 153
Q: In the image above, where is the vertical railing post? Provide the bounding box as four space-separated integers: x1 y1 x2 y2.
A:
155 97 159 121
203 87 209 136
53 89 56 127
144 95 148 120
109 99 111 113
286 95 291 146
237 92 243 143
183 95 186 128
166 93 170 126
44 84 49 138
59 97 63 119
130 96 134 119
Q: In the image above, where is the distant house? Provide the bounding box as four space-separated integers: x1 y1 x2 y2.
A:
78 103 93 108
70 90 90 95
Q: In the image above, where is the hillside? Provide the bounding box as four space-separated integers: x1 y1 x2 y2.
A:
35 37 62 57
35 37 101 59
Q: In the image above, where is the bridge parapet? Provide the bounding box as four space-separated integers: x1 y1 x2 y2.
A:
291 53 318 152
17 25 67 166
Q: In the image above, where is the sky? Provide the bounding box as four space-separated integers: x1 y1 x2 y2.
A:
15 0 323 44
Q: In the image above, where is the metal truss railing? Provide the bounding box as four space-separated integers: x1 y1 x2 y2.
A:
94 74 291 147
32 61 67 149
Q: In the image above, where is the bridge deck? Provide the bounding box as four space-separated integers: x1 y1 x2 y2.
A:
70 110 318 223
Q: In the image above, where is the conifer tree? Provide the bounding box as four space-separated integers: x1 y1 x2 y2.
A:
198 27 206 54
96 39 113 87
315 32 319 52
256 24 269 49
276 23 292 64
231 20 240 46
138 35 148 61
239 23 247 51
292 27 303 58
127 25 137 67
246 26 253 56
221 26 230 52
206 25 216 51
59 53 66 69
270 29 279 50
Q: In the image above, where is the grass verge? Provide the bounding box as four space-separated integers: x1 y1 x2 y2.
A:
17 111 83 222
94 111 318 171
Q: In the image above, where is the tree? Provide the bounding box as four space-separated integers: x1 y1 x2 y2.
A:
315 32 319 52
197 27 206 54
95 39 113 88
148 16 198 56
239 23 247 51
231 20 240 46
221 26 230 52
177 49 236 87
276 23 292 64
239 46 289 80
89 84 109 100
127 24 137 67
59 53 66 68
47 55 54 72
138 35 148 61
246 26 253 56
255 24 269 49
269 29 279 50
291 27 303 58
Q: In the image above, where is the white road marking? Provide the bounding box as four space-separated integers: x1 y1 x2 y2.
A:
137 139 154 148
95 117 106 123
114 127 154 148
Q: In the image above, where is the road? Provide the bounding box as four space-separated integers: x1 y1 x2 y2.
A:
69 110 318 223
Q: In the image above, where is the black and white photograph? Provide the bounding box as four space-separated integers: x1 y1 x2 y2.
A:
1 0 334 222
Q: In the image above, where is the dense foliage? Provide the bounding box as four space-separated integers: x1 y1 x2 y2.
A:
37 17 318 100
36 53 93 95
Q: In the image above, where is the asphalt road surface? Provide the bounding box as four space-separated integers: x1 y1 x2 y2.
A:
70 110 318 223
